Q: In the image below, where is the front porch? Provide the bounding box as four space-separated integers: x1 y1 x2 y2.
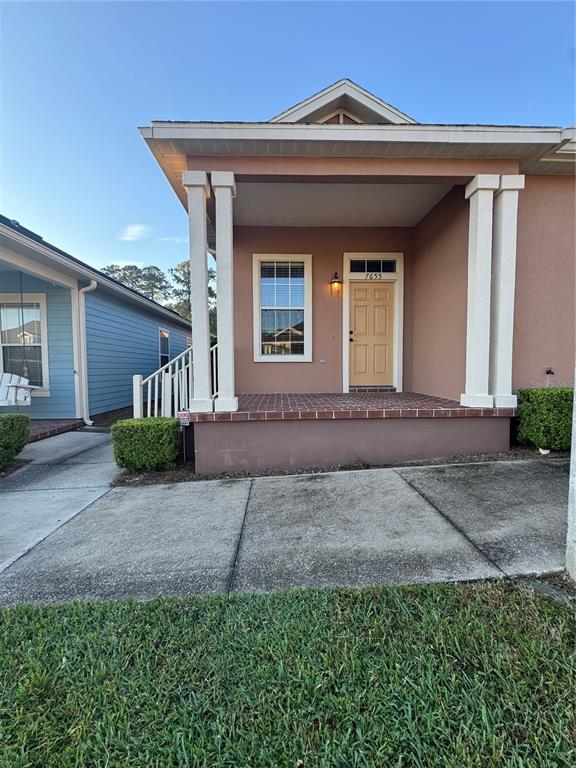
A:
132 162 527 474
190 391 514 474
187 391 515 422
174 166 526 414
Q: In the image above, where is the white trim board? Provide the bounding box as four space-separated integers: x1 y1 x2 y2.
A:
0 246 77 288
143 123 563 146
342 253 404 393
252 254 313 363
318 108 363 125
70 285 82 418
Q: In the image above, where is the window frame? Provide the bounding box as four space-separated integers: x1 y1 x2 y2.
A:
252 254 313 363
159 328 170 367
0 292 50 394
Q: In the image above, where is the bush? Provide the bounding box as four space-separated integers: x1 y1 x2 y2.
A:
111 417 181 471
517 387 573 451
0 414 31 469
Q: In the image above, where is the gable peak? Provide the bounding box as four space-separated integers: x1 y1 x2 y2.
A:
269 79 417 125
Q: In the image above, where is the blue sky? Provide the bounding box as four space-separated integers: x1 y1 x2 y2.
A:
1 1 574 273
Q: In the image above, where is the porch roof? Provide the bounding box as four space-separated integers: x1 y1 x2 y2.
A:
139 122 574 212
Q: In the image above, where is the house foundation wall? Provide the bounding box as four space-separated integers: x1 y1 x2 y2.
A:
194 417 510 474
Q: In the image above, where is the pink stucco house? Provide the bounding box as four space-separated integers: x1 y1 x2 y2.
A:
136 80 575 473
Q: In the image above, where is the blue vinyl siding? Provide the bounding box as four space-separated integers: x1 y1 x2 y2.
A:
85 289 189 415
0 271 77 418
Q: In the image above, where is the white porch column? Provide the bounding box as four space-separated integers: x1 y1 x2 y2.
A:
489 174 525 408
182 170 213 412
212 171 238 412
566 378 576 578
461 174 500 408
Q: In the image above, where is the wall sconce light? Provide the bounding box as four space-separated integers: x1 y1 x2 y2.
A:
330 272 342 295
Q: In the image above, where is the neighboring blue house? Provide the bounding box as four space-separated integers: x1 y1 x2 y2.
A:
0 214 190 424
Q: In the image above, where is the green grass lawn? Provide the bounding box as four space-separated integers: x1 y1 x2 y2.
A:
0 582 573 767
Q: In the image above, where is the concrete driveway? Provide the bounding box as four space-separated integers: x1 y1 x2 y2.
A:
0 432 569 605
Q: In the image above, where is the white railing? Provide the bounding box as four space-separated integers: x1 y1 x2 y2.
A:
133 343 218 418
210 342 218 398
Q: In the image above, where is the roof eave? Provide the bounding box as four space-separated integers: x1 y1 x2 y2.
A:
0 223 191 328
141 123 565 144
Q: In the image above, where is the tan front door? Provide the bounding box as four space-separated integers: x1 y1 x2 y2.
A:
349 282 394 386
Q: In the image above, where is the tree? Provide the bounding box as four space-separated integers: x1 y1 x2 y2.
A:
139 266 172 302
101 259 218 337
100 264 172 302
169 260 217 337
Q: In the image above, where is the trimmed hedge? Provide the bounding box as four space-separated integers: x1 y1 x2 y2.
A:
0 414 31 470
111 417 181 471
517 387 573 451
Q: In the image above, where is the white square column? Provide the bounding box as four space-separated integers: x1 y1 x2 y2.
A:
183 170 213 412
461 174 500 408
212 171 238 412
490 175 525 408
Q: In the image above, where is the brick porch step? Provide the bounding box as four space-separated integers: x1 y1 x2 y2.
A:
189 392 516 422
30 419 84 442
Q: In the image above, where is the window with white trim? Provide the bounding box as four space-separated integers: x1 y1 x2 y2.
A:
0 294 49 388
253 255 312 362
159 328 170 367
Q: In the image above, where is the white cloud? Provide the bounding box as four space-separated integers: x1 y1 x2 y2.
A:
118 224 150 242
158 236 187 244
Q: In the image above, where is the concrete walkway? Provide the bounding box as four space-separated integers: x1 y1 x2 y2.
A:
0 432 569 605
0 432 118 574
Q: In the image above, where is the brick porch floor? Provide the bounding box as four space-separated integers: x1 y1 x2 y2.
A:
190 392 516 422
30 419 84 442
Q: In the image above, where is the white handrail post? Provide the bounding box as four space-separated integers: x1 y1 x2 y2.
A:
189 349 194 402
133 375 143 419
188 349 194 407
211 344 218 397
161 371 172 417
173 361 179 413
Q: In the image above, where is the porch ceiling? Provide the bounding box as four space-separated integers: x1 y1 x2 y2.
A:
233 181 453 227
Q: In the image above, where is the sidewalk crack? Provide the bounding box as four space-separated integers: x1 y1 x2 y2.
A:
227 478 254 594
393 469 508 578
0 488 112 575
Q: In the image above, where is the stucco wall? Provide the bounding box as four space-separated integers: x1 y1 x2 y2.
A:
408 187 468 400
513 175 575 389
233 226 412 393
194 418 510 474
231 176 574 398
